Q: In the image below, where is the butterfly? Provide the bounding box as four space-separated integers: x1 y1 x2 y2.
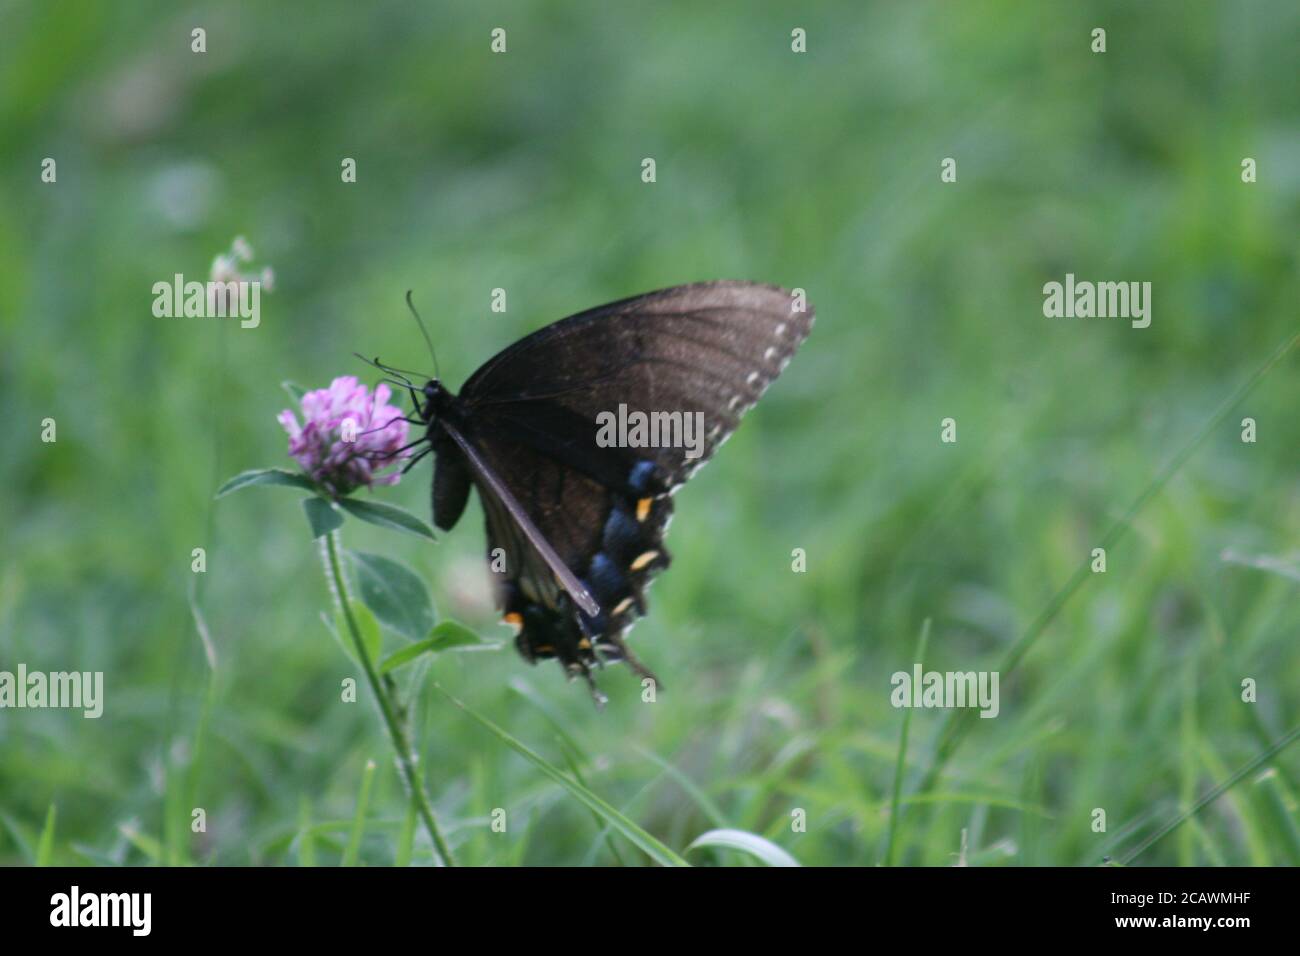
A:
376 281 813 704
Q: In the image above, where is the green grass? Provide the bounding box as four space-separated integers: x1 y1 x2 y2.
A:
1 0 1297 866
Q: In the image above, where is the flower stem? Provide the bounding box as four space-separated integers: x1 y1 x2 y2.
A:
321 528 456 866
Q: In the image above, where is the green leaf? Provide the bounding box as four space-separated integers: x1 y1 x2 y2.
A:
378 620 498 674
335 599 383 666
686 828 800 867
337 498 436 540
426 619 490 652
303 497 344 538
216 467 316 498
349 550 435 641
377 642 432 675
434 685 689 867
281 380 307 402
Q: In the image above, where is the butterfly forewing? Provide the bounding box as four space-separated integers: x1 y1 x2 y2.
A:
460 281 812 484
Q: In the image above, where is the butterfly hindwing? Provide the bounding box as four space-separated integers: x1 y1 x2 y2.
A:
466 426 672 686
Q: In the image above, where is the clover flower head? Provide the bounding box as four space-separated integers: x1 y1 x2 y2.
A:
208 236 274 313
277 376 413 496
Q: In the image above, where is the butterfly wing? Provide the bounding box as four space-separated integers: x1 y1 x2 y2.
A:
460 281 813 485
453 410 672 682
442 281 813 691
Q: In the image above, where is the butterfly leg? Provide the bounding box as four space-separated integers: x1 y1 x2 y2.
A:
577 667 608 710
554 630 609 708
372 436 429 459
599 629 662 691
399 446 433 473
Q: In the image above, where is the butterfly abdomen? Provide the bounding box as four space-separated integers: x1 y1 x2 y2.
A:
431 444 471 531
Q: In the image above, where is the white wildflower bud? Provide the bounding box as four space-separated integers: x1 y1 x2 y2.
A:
210 254 238 283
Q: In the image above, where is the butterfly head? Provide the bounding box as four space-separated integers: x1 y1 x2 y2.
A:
421 379 450 416
419 379 466 431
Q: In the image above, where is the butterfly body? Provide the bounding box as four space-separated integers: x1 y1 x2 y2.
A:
403 281 813 700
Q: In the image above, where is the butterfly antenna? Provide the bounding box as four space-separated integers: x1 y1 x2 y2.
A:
406 290 441 381
353 353 426 412
353 352 411 384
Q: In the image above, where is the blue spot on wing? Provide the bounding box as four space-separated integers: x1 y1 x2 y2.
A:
586 552 626 602
628 460 657 493
602 505 641 561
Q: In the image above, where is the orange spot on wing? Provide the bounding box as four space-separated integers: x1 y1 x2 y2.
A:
630 551 659 571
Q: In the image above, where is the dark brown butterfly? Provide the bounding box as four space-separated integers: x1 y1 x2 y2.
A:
377 281 812 703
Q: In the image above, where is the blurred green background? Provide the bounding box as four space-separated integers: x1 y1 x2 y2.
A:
1 0 1297 866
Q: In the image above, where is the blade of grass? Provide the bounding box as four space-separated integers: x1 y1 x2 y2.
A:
1020 752 1044 865
342 759 377 866
1195 741 1269 865
558 740 628 866
1196 593 1299 793
507 808 536 866
164 744 188 866
0 812 35 863
395 803 417 867
1177 659 1197 865
884 617 930 866
297 797 318 867
1188 817 1229 867
433 684 689 867
877 790 1053 816
580 764 677 866
632 745 730 829
507 680 630 863
183 674 218 864
1119 722 1300 865
508 678 591 760
118 823 164 863
687 828 800 867
1220 548 1300 583
922 330 1300 790
35 803 56 867
1253 769 1300 865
